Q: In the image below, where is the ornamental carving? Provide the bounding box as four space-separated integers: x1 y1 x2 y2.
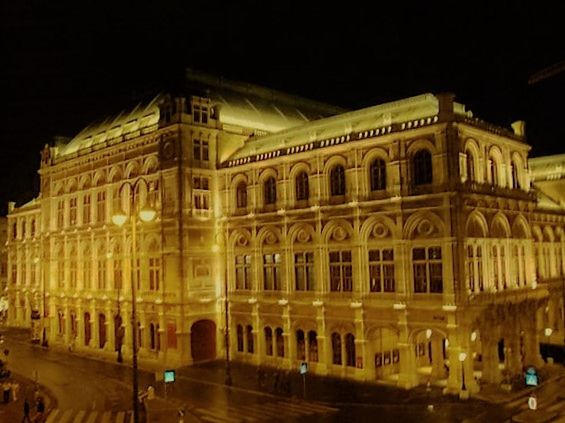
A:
417 219 434 237
296 228 311 243
371 223 389 238
264 231 278 245
235 233 249 247
332 225 349 242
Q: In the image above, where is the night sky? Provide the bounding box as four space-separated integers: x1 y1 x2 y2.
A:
1 2 564 214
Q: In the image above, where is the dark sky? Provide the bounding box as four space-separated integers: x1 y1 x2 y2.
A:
1 1 564 213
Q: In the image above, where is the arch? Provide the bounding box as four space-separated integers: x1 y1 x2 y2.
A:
52 182 63 196
229 228 253 250
65 178 78 193
288 223 319 245
93 171 106 187
465 211 489 238
125 161 140 179
108 166 123 183
190 319 216 362
510 151 525 189
512 215 531 239
412 149 432 185
556 227 564 241
322 154 348 175
543 226 555 242
365 325 400 341
78 175 91 190
406 138 438 156
408 327 449 343
490 213 511 238
322 219 355 243
256 226 282 248
257 167 278 183
487 146 504 186
403 211 445 240
142 156 159 174
463 138 480 182
360 215 399 241
532 225 543 242
329 164 346 196
288 161 311 180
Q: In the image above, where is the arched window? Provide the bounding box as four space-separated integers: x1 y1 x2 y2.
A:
510 162 519 189
466 151 475 182
489 158 498 186
308 331 318 362
150 323 156 350
58 310 65 335
246 325 254 353
413 150 432 185
148 241 160 291
331 332 342 365
330 165 346 196
264 177 277 205
275 327 285 357
295 171 309 201
264 327 273 356
236 182 247 209
296 330 306 360
236 324 244 352
370 159 386 191
345 333 356 367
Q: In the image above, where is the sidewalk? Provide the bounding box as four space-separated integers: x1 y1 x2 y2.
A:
0 372 56 422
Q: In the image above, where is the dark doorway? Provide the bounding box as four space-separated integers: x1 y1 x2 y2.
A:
84 313 91 346
191 320 216 362
99 313 106 349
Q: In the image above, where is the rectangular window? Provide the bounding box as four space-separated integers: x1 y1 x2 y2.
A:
83 257 91 290
193 139 209 162
235 255 251 290
193 176 210 210
70 259 77 289
412 246 443 294
329 251 353 292
193 104 209 124
263 253 281 290
31 220 35 237
69 197 77 225
11 265 17 285
98 259 106 290
114 259 122 290
83 194 91 224
149 257 160 291
295 252 314 291
58 261 65 289
57 200 65 228
97 191 106 223
368 249 395 292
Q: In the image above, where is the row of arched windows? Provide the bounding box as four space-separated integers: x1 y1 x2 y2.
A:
465 148 523 189
234 150 433 209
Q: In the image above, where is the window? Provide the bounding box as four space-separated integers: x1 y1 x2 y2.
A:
295 171 309 201
345 333 356 367
263 253 281 290
412 246 443 293
368 249 395 292
97 191 106 223
466 151 475 182
413 149 432 185
331 332 342 365
69 251 77 289
236 182 247 209
58 311 65 335
98 254 106 290
264 177 277 205
150 323 160 351
10 264 16 285
297 330 306 360
149 255 161 291
329 251 352 292
294 252 314 291
237 324 244 352
83 249 91 290
83 194 91 224
510 162 519 189
69 197 77 225
57 200 65 228
57 260 65 289
235 255 251 290
193 139 209 161
134 257 141 290
193 176 210 210
264 327 273 356
12 223 17 240
330 165 346 196
31 220 35 237
246 325 254 353
370 159 386 191
275 327 285 357
489 159 498 186
308 331 318 362
193 104 209 124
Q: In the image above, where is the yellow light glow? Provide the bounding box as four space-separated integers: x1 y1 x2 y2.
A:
544 327 553 337
426 329 432 339
458 352 467 362
112 213 127 227
139 208 156 222
471 331 477 342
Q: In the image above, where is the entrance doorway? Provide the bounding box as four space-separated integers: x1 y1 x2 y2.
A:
191 320 216 362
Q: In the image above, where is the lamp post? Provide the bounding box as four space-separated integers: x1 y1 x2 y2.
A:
458 351 467 399
112 178 156 423
214 236 232 386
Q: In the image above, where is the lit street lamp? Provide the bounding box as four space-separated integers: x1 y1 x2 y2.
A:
458 351 468 399
112 178 156 423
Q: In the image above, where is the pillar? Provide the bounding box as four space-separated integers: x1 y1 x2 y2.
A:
315 304 328 376
354 308 367 380
430 336 445 379
397 316 418 389
481 337 501 384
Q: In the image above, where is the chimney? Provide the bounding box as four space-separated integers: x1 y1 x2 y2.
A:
437 93 455 122
511 120 526 138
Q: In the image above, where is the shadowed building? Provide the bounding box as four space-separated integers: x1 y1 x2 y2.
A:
6 70 565 397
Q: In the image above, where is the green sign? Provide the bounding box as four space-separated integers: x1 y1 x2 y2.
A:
164 370 175 383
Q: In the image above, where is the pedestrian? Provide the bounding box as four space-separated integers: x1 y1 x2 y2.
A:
22 399 32 423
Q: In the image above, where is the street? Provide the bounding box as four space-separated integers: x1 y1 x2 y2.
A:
1 328 508 422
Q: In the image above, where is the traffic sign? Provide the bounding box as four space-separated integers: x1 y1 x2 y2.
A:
164 370 176 383
525 367 538 387
299 362 308 375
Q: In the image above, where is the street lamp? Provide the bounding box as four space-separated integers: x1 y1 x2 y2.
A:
112 178 156 423
458 352 467 398
214 235 232 386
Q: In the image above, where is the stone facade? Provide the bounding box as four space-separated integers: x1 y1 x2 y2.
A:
6 71 565 396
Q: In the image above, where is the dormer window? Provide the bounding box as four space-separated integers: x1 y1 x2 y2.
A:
193 104 209 124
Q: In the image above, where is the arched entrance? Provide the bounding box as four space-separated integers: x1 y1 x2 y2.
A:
98 313 106 349
84 313 91 346
191 320 216 362
413 329 449 385
368 327 400 382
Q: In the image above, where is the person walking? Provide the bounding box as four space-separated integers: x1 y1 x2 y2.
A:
22 399 32 423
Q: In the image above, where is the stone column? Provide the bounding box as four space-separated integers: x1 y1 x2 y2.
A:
253 304 263 365
315 304 328 376
430 336 445 379
92 307 100 349
481 336 501 384
283 305 293 368
76 303 84 349
397 315 418 389
64 302 71 346
106 304 115 352
354 308 367 380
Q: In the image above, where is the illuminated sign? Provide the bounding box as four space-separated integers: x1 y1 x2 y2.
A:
164 370 175 383
299 362 308 375
525 367 538 386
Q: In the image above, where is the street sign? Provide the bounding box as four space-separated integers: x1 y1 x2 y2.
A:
299 362 308 375
164 369 176 383
528 395 537 410
525 367 539 387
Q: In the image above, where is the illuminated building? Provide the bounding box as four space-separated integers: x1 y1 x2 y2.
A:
6 70 565 396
